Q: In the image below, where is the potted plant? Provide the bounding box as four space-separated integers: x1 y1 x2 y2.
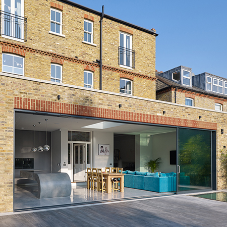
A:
146 158 161 173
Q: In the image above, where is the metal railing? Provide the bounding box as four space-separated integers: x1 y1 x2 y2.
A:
0 10 27 41
118 46 135 69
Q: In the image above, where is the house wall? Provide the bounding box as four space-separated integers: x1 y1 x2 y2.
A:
157 88 227 111
0 74 226 213
0 0 156 99
151 132 176 173
51 130 61 173
15 130 51 180
92 131 114 169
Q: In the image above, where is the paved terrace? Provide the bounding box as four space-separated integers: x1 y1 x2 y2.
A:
1 193 227 226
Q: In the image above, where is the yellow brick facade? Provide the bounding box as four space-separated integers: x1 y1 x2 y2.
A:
0 0 226 213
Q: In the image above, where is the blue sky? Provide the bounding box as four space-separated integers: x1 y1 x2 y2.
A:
72 0 227 78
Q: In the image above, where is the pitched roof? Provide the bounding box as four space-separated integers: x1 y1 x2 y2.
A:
156 75 227 99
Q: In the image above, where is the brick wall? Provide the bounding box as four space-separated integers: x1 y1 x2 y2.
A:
1 75 227 212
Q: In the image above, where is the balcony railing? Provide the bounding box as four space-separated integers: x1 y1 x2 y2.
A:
118 46 135 69
0 10 27 41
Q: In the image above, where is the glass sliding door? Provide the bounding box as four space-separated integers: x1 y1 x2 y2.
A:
177 128 211 192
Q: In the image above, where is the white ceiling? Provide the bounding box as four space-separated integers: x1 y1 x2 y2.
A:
15 112 176 136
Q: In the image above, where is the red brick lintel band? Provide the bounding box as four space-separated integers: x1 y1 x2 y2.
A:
0 41 156 81
14 97 217 130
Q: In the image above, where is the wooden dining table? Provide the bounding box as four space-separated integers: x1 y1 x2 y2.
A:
102 173 125 193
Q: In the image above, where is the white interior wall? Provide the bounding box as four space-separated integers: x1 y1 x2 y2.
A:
51 130 61 173
135 135 140 171
151 132 176 173
139 135 152 172
92 131 114 169
60 129 71 178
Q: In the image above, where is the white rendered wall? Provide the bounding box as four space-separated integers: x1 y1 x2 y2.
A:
135 135 140 171
51 130 61 173
92 131 114 169
151 132 176 173
139 135 153 172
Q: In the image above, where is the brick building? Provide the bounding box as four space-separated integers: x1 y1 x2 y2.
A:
0 0 226 213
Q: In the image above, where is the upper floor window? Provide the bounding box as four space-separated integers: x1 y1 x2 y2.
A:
50 8 62 35
2 0 26 41
120 78 132 95
51 64 62 83
215 103 222 111
172 71 180 81
182 70 190 86
84 71 93 88
185 98 194 106
2 53 24 75
84 20 93 44
206 76 212 91
225 82 227 95
213 78 223 94
119 32 135 68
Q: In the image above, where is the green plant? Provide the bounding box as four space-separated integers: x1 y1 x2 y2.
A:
146 158 161 173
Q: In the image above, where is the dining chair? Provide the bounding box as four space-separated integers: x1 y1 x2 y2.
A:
105 167 110 173
91 168 98 190
111 167 117 173
97 171 106 192
87 167 92 189
112 168 123 191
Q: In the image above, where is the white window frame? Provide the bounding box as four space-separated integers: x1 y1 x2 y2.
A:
50 8 62 35
119 32 133 69
2 53 24 75
224 81 227 95
84 71 93 88
182 70 191 86
185 98 194 106
1 0 25 42
215 103 222 111
84 19 93 44
120 78 132 95
51 64 62 83
206 76 212 91
213 78 223 94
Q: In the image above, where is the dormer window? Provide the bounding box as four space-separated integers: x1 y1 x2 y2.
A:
225 82 227 95
206 76 212 91
182 70 190 86
213 78 223 94
172 71 180 81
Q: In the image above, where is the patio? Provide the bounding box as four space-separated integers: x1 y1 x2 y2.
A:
14 182 173 212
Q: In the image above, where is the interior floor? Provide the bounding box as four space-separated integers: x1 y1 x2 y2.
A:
14 183 173 211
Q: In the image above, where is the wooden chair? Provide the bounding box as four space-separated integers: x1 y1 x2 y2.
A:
111 167 117 173
87 168 92 189
97 172 106 192
105 167 110 173
112 168 123 191
91 168 98 190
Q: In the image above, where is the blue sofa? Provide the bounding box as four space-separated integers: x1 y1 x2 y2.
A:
123 171 176 193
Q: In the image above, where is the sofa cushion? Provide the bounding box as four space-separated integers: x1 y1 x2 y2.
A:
127 171 136 175
122 170 128 174
154 172 159 177
160 173 166 177
135 171 147 176
146 173 155 176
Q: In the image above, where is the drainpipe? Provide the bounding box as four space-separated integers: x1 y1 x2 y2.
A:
175 87 177 103
99 5 104 90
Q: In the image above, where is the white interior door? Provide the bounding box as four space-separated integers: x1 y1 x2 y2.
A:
73 144 85 182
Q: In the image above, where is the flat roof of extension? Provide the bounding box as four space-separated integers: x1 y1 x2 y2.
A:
59 0 158 36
